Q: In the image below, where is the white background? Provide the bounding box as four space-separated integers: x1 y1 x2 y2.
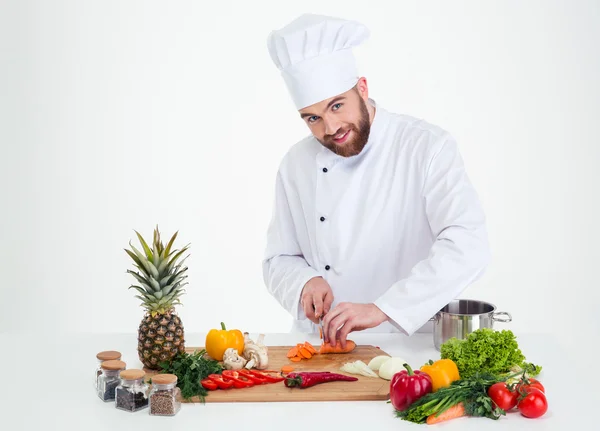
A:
1 0 599 357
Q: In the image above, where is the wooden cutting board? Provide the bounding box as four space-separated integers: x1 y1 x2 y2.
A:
144 345 392 403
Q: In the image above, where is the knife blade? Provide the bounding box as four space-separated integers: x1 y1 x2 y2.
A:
318 317 324 340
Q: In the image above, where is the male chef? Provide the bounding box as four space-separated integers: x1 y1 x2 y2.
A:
262 13 491 347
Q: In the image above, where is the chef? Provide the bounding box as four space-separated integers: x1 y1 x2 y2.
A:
262 13 491 347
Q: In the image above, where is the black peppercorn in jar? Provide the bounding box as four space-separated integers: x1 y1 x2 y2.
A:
95 351 121 390
115 369 149 412
149 374 181 416
97 360 126 402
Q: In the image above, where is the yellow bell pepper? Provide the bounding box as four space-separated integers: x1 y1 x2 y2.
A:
420 358 460 392
205 322 245 361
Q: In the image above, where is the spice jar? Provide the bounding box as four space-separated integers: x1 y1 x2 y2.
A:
95 351 122 389
97 360 126 402
149 374 181 416
115 369 149 412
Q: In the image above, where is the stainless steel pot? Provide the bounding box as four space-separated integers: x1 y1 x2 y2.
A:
431 299 512 351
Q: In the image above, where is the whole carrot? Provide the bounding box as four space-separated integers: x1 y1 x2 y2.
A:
426 402 466 424
319 339 356 354
284 372 358 388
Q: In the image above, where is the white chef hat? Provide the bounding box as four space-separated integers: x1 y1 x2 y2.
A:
267 13 370 110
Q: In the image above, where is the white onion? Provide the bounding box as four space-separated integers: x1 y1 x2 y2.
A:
367 355 392 371
378 357 409 380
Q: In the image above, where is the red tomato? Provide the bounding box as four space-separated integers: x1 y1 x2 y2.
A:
488 382 518 411
520 378 545 393
518 387 548 418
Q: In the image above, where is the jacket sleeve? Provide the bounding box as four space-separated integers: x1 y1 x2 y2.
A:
373 135 492 336
262 169 322 321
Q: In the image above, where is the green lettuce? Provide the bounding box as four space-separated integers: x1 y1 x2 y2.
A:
439 328 541 379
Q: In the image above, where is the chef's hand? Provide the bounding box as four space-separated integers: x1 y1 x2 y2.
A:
322 303 389 348
300 276 334 324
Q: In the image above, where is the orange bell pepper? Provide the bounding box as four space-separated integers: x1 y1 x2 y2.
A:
205 322 244 361
420 359 460 392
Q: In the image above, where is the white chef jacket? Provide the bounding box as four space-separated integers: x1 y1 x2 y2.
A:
262 99 491 336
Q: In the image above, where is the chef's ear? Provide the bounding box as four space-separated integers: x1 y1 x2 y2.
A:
354 77 369 100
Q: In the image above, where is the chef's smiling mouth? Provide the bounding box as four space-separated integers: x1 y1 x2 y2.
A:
332 130 351 144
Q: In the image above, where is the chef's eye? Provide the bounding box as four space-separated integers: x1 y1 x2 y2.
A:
307 116 319 123
332 103 342 111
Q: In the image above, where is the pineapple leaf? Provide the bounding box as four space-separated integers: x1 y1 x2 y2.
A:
159 274 172 288
166 269 188 288
157 257 170 275
127 270 157 292
172 254 190 271
130 242 157 277
154 290 163 299
167 246 190 269
134 230 154 262
164 231 179 259
149 278 161 292
125 249 152 278
128 285 155 300
133 263 152 280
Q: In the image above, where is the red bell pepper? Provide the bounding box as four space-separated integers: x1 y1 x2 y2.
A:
247 370 285 383
221 370 255 389
207 374 234 389
237 369 270 384
389 363 433 411
201 378 218 390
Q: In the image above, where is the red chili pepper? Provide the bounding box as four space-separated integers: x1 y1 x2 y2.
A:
284 371 358 388
389 363 433 411
207 374 234 389
201 378 218 390
221 370 255 389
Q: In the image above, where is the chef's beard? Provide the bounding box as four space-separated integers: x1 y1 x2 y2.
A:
319 96 371 158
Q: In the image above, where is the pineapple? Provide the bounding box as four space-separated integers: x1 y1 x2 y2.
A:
125 226 189 369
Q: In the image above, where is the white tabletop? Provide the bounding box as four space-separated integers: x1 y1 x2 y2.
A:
1 331 594 430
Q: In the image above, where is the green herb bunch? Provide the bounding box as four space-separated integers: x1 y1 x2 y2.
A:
158 349 223 401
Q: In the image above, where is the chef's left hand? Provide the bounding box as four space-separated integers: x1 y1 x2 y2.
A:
322 302 388 348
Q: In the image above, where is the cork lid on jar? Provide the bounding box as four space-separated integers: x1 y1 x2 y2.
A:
120 369 145 380
101 360 127 370
151 374 178 385
96 350 122 361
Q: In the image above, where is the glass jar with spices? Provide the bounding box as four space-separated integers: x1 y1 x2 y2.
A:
97 360 126 402
149 374 181 416
94 351 121 389
115 369 149 412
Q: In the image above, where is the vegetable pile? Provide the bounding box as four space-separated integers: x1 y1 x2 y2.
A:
390 328 547 425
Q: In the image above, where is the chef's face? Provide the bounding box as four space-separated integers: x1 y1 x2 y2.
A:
299 84 371 157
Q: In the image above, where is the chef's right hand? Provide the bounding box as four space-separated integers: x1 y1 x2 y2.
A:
300 276 334 324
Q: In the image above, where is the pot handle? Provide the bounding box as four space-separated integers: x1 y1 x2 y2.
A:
492 311 512 323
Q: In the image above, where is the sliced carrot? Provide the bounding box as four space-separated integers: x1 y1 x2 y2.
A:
298 347 312 359
289 356 302 362
426 403 466 424
281 365 294 373
303 342 317 355
286 347 298 358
